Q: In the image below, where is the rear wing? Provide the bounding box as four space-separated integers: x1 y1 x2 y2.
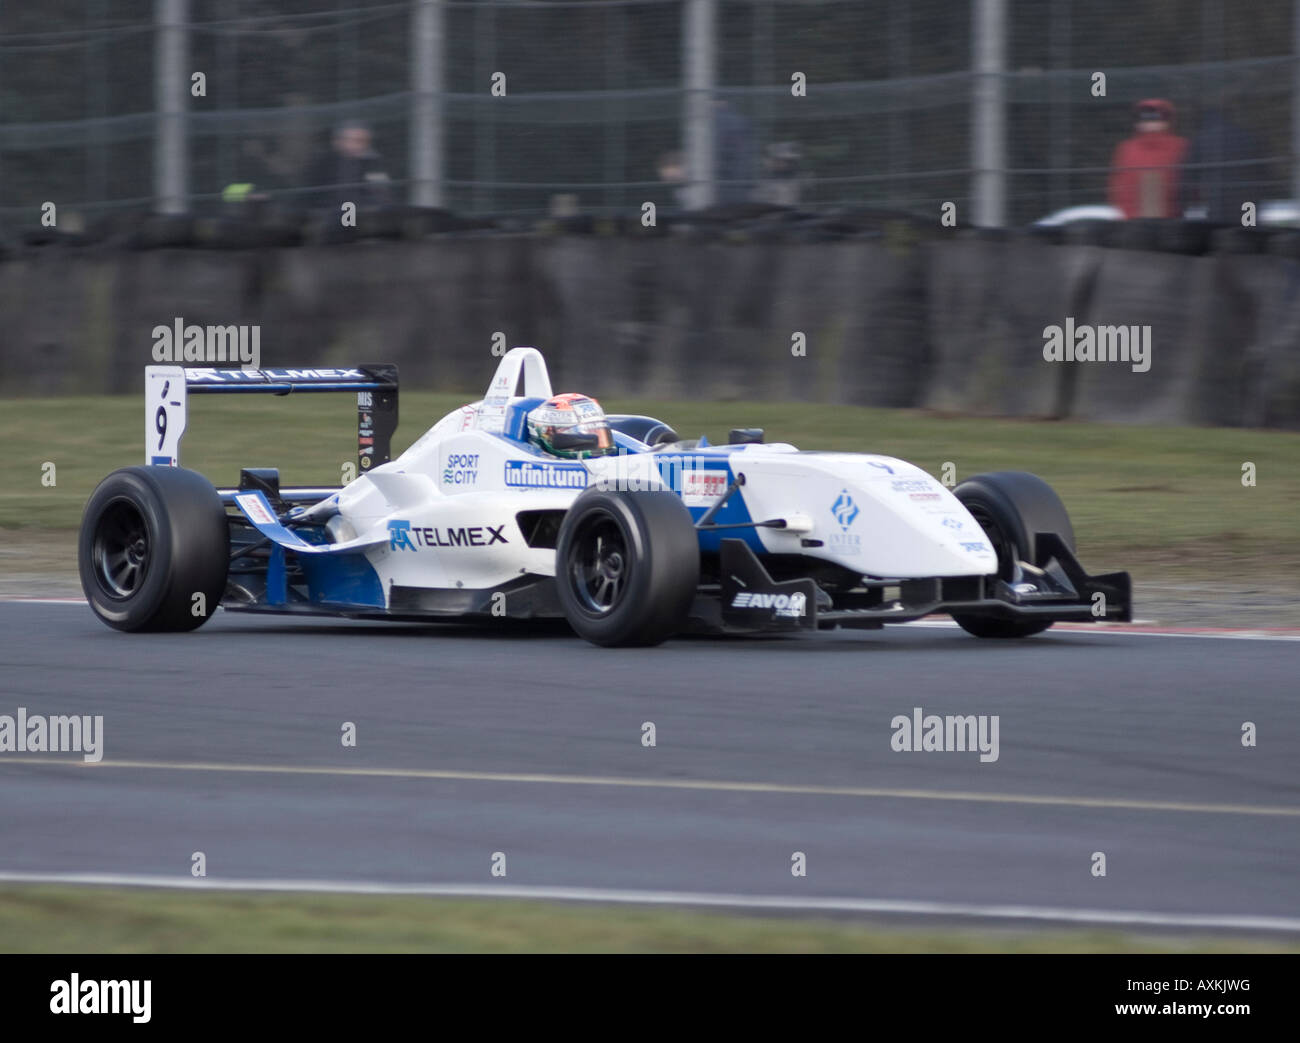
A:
145 365 399 475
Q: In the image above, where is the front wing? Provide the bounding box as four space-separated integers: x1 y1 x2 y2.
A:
689 537 1132 634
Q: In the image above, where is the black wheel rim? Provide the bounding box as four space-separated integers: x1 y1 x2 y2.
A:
93 498 150 599
966 502 1017 582
566 510 631 615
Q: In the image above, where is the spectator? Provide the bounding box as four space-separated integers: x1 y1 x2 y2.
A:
753 141 805 207
657 101 758 210
216 137 286 217
1107 99 1188 219
1180 107 1264 223
714 100 758 204
304 121 392 212
656 149 693 209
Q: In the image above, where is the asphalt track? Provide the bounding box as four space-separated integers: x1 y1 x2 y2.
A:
1 601 1298 931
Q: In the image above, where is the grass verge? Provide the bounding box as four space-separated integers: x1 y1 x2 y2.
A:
2 392 1298 582
1 885 1295 953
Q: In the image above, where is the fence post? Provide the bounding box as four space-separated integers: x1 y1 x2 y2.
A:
1293 0 1300 208
472 2 496 214
971 0 1007 227
888 0 910 209
683 0 716 209
410 0 445 208
154 0 190 214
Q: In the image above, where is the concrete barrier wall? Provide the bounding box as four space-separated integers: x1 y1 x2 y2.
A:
2 237 1298 428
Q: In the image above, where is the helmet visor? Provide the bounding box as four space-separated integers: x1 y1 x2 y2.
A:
538 420 615 458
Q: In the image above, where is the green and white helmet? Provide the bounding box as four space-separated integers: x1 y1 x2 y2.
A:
526 393 617 460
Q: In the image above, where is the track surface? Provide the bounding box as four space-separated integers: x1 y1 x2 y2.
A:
1 603 1297 927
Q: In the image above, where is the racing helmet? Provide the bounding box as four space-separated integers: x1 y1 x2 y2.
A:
526 393 617 459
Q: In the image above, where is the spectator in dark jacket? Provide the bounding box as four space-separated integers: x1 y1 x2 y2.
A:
714 100 758 205
1180 108 1265 223
754 141 806 207
304 121 392 212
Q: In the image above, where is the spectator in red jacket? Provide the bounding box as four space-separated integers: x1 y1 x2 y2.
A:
1108 99 1188 219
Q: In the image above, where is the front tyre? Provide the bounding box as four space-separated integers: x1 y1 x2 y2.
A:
78 466 229 632
950 470 1075 640
556 488 698 647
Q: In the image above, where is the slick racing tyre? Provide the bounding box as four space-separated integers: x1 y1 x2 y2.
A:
556 488 698 647
950 470 1075 640
79 466 230 632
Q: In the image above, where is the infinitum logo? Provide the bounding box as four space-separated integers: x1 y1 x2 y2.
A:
50 975 151 1023
504 460 587 489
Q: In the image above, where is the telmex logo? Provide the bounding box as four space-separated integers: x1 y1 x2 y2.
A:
388 519 507 550
731 591 807 616
184 368 366 381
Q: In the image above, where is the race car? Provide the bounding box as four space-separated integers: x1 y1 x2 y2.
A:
78 347 1131 646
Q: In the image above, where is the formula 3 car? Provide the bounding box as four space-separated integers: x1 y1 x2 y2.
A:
78 348 1131 646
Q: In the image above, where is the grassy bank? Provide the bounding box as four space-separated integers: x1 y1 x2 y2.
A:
1 885 1293 953
2 392 1297 581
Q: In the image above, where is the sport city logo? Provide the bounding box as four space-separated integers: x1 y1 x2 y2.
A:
442 452 480 486
831 490 859 531
731 591 807 618
388 519 507 551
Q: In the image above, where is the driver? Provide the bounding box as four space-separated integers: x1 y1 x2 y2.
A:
526 393 618 459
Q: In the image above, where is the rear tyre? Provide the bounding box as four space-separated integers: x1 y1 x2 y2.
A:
78 466 229 632
556 488 698 647
950 470 1074 639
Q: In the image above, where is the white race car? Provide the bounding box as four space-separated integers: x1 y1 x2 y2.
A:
78 348 1131 646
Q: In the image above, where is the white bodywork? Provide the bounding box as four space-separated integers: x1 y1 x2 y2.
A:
315 348 998 603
